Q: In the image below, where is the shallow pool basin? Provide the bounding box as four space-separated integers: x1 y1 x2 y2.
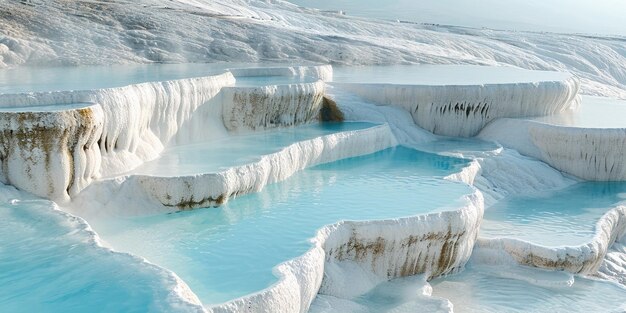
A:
90 147 473 305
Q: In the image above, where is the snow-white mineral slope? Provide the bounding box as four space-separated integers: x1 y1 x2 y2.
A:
1 0 626 98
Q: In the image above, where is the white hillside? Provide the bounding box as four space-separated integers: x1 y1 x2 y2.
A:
1 0 626 98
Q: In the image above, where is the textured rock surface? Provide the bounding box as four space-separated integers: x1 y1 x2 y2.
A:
334 77 580 137
222 80 325 132
83 124 397 213
0 103 103 201
0 72 235 200
479 118 626 180
2 0 626 99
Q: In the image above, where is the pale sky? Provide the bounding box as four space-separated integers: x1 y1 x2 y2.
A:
288 0 626 35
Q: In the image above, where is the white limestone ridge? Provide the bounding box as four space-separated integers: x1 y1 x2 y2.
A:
222 80 325 132
0 102 103 201
2 1 626 98
0 72 235 200
479 118 626 181
333 76 581 137
208 190 484 313
0 65 331 201
73 124 396 215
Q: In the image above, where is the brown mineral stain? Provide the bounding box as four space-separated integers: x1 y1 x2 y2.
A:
319 96 344 122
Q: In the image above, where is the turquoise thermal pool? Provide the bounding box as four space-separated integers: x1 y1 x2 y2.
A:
131 122 375 176
0 63 232 94
481 182 626 247
0 194 191 312
0 61 623 312
88 147 473 305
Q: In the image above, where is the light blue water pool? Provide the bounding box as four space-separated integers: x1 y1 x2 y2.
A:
90 147 473 305
132 122 376 176
0 63 309 94
481 182 626 246
412 137 501 155
233 76 318 87
530 96 626 129
0 102 94 112
430 263 626 312
331 65 571 86
0 192 198 312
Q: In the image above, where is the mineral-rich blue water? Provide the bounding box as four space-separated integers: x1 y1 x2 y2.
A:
481 182 626 246
430 263 626 312
0 191 197 312
90 147 473 305
132 122 376 176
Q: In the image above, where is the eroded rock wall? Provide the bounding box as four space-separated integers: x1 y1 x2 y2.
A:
222 80 325 132
0 104 103 201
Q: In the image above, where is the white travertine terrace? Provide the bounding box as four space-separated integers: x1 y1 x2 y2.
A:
0 72 236 200
222 80 325 132
0 102 103 201
1 63 625 312
228 65 333 81
472 205 626 275
446 148 626 283
209 191 483 313
87 124 397 212
479 118 626 181
0 65 332 201
334 77 581 137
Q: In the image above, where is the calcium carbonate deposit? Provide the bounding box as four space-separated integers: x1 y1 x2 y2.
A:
1 1 626 312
